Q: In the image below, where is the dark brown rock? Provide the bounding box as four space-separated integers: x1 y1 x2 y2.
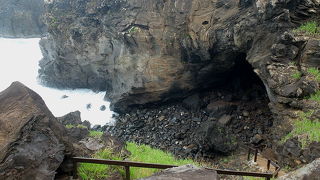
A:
0 82 72 179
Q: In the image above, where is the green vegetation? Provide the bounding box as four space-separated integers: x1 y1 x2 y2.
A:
309 90 320 101
128 26 140 34
65 124 87 129
78 148 125 180
283 111 320 148
89 130 104 138
78 142 197 180
294 21 320 35
126 142 196 179
307 67 320 102
292 71 302 79
307 67 320 81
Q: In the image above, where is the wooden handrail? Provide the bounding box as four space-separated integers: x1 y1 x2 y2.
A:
71 157 274 180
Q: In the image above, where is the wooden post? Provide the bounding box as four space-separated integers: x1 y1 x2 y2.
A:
267 160 271 170
247 148 251 161
125 166 130 180
254 149 258 162
72 161 78 179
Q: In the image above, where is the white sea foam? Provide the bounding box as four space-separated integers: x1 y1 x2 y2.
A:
0 38 114 125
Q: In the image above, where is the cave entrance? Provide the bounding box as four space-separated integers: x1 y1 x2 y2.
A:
207 53 273 143
224 53 268 102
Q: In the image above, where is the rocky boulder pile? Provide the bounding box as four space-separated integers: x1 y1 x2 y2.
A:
0 82 72 179
107 86 273 159
279 158 320 180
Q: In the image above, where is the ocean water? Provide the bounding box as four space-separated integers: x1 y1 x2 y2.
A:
0 38 114 126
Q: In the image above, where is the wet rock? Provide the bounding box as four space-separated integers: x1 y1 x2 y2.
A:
61 95 69 99
139 164 218 180
86 103 92 110
279 158 320 180
0 82 72 179
100 105 107 111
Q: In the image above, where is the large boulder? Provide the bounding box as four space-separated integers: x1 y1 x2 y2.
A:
0 82 72 179
279 158 320 180
0 0 46 38
139 165 219 180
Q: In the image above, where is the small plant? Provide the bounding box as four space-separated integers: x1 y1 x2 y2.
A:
65 124 87 129
294 21 319 35
309 90 320 101
89 130 103 138
128 26 139 34
282 111 320 148
292 71 302 79
307 67 320 81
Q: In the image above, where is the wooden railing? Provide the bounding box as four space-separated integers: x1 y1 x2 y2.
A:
71 146 280 180
247 146 281 177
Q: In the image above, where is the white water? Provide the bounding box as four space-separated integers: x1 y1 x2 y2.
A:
0 38 114 126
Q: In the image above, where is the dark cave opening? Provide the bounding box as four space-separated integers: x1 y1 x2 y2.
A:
205 53 274 144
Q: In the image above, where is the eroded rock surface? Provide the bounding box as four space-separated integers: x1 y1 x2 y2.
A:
39 0 320 112
139 165 218 180
0 82 72 179
279 158 320 180
0 0 46 38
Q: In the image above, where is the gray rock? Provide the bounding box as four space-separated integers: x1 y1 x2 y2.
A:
279 158 320 180
139 165 218 180
57 111 82 126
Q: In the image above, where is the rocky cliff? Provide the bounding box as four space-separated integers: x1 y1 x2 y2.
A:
39 0 320 113
39 0 320 166
0 0 46 38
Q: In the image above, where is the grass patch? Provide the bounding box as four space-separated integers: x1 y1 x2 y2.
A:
78 148 124 180
307 67 320 81
292 71 302 79
309 90 320 101
89 131 103 138
78 142 198 179
294 21 319 35
126 142 197 179
282 111 320 148
65 124 87 129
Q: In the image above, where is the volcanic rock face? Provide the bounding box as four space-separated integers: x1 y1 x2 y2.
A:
0 82 71 179
0 0 46 38
39 0 320 113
